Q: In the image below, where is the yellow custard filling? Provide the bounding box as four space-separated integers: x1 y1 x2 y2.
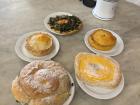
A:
29 33 52 50
78 54 115 83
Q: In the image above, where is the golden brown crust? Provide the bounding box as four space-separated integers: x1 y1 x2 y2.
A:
88 29 116 51
29 92 70 105
88 36 114 51
93 29 116 46
25 43 53 56
11 76 31 103
11 60 71 105
25 33 53 56
75 52 122 89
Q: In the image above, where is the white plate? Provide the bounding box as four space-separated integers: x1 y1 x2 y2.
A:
64 72 75 105
84 28 124 56
44 12 73 35
21 72 75 105
15 31 60 62
76 74 124 99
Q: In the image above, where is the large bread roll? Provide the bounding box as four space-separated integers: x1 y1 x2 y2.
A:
12 60 71 105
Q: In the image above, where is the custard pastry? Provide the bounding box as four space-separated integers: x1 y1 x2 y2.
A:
88 29 116 51
25 33 53 56
12 60 71 105
75 52 122 88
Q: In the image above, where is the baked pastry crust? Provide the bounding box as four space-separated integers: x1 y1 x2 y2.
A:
75 52 122 88
11 60 71 105
11 76 31 103
25 33 53 56
29 92 70 105
88 29 116 51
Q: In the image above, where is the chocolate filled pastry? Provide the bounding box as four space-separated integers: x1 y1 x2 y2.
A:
75 52 122 89
48 15 82 35
88 29 116 51
11 60 71 105
25 33 53 57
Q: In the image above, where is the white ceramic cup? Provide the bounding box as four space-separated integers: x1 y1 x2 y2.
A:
92 0 118 20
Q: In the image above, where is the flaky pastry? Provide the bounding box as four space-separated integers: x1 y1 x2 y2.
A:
25 33 53 56
88 29 116 51
75 52 122 88
12 60 71 105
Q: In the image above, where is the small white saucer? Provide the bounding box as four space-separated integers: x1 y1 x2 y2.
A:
44 12 72 35
15 31 60 62
84 28 124 56
76 74 124 99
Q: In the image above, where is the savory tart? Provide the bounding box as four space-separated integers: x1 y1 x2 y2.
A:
25 33 53 56
48 15 82 35
12 60 71 105
75 52 122 88
88 29 116 51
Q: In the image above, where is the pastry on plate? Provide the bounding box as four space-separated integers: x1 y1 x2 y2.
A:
25 33 53 57
75 52 122 89
12 60 71 105
48 15 82 35
88 29 116 51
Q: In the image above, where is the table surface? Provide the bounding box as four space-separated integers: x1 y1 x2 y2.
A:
0 0 140 105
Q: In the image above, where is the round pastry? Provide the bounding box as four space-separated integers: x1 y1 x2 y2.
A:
75 52 122 88
48 15 82 35
88 29 116 51
25 33 53 56
11 60 71 105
